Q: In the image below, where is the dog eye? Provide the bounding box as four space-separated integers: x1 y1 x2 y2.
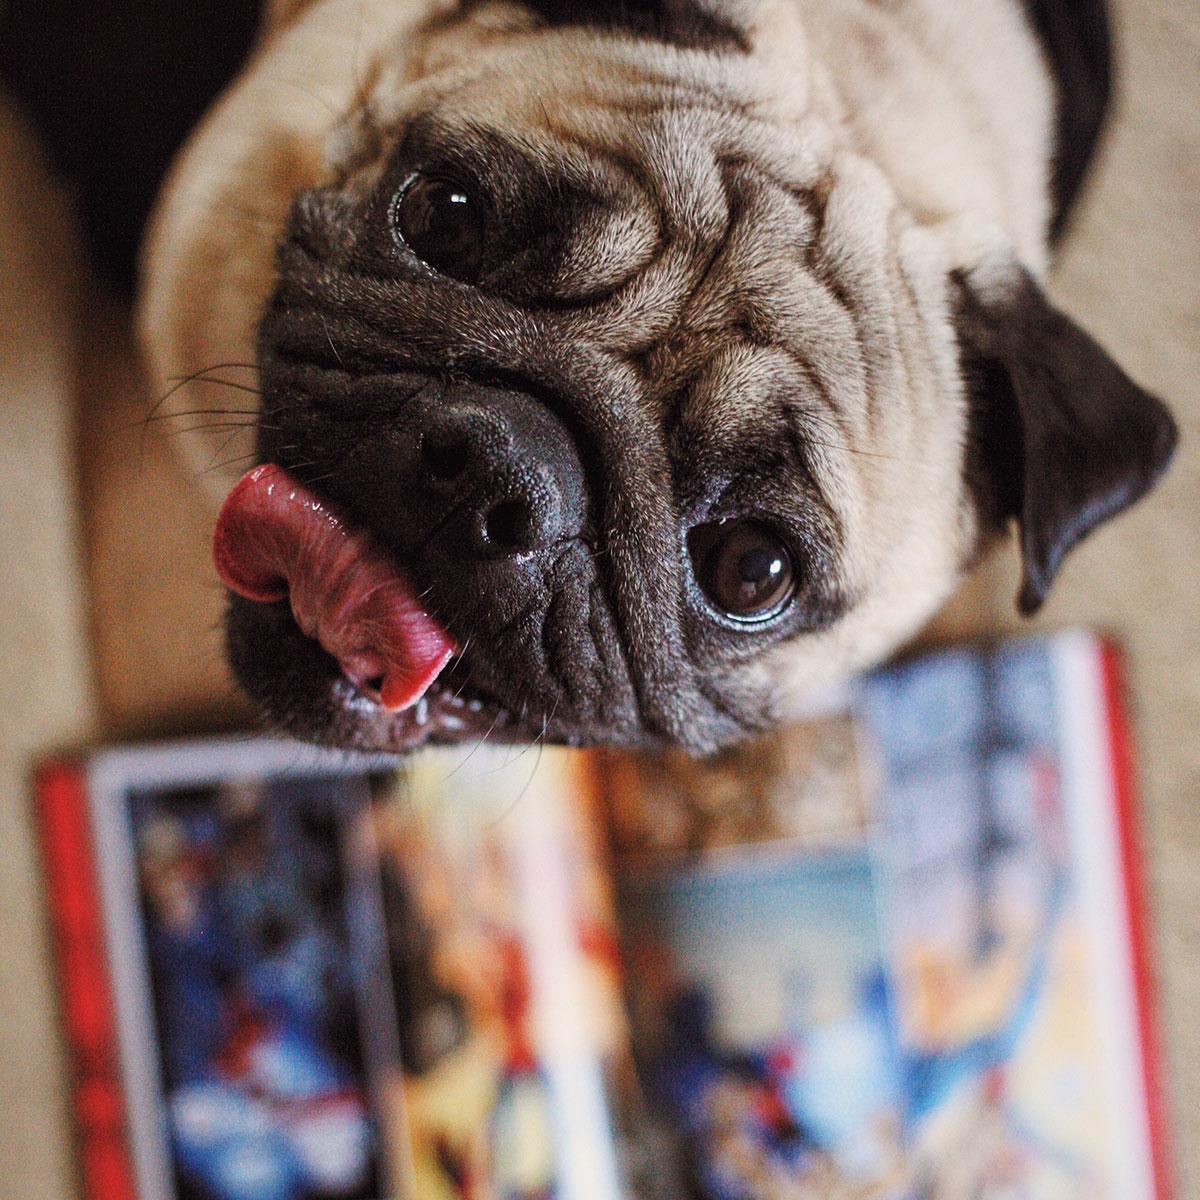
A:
392 174 484 282
688 519 797 623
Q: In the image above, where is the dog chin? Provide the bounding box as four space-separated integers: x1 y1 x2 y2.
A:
225 595 554 754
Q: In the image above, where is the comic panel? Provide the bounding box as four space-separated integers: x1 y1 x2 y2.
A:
125 773 389 1200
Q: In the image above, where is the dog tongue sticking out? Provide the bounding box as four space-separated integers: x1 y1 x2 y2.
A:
213 465 456 711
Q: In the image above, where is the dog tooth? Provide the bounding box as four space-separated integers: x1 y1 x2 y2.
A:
467 698 483 712
415 697 429 725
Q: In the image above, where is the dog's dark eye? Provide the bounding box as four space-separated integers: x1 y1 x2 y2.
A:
688 519 797 623
392 174 484 282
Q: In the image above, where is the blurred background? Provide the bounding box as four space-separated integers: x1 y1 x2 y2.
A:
0 1 1196 1196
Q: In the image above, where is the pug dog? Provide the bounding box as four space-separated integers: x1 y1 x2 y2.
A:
138 0 1177 755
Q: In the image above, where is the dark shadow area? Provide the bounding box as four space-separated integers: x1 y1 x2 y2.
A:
0 0 264 294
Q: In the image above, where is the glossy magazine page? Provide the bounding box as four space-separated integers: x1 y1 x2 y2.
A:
43 738 655 1200
606 632 1167 1199
352 750 656 1200
82 744 391 1200
36 632 1168 1199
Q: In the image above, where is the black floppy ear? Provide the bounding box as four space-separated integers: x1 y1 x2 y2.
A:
956 268 1178 615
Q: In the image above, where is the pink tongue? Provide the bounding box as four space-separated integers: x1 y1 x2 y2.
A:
213 464 457 711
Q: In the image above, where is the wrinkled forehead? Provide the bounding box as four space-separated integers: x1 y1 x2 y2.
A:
384 22 828 203
377 35 843 331
379 101 849 425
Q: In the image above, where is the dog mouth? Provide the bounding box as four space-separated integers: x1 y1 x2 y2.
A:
213 464 526 751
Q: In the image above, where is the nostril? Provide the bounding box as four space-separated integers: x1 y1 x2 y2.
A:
421 434 469 481
483 499 534 551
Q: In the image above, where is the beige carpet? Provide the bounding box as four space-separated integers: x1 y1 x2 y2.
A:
0 0 1196 1194
947 1 1200 1186
0 99 97 1200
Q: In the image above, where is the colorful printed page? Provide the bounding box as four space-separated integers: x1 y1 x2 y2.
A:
609 632 1168 1199
38 631 1168 1200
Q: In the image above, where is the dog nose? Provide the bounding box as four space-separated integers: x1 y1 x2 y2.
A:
417 389 586 556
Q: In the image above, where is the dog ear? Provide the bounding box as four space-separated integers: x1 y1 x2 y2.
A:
956 268 1178 615
515 0 751 51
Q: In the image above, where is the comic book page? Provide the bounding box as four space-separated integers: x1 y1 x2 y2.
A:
66 741 671 1200
607 634 1165 1199
87 753 388 1200
39 633 1167 1200
353 750 650 1200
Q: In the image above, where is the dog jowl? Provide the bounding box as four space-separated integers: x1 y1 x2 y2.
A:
143 0 1176 754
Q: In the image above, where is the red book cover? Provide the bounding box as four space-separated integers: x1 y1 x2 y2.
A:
36 760 138 1200
1100 643 1173 1200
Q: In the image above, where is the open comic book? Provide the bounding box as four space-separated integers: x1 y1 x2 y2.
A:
36 631 1170 1200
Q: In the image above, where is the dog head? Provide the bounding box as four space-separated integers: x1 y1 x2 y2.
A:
140 0 1176 754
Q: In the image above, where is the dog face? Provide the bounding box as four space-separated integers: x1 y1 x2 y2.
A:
142 0 1176 754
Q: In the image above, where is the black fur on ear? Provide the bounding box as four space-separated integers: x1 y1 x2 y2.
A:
511 0 750 51
955 268 1178 615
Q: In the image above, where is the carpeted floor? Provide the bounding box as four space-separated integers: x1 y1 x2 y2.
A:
941 1 1200 1184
